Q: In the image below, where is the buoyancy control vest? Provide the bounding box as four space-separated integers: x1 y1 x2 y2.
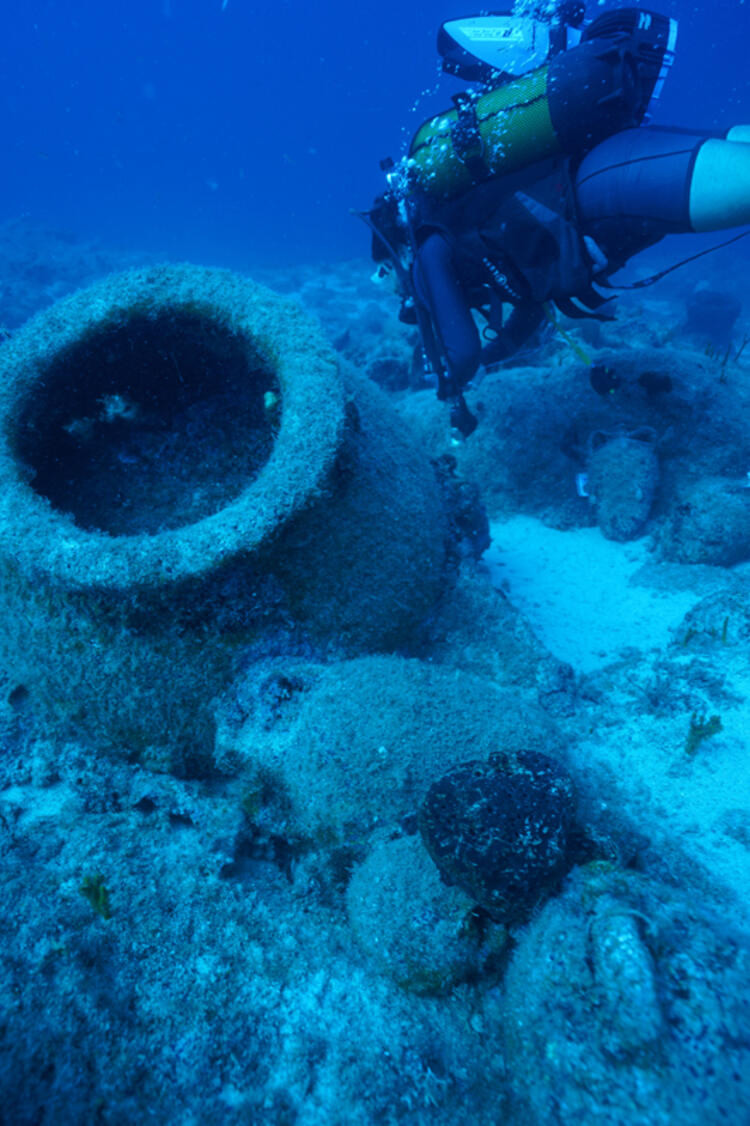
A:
416 157 612 319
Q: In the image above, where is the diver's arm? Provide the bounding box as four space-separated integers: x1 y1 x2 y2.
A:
412 232 481 397
480 300 545 366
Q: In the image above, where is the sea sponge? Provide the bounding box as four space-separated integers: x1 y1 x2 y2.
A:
418 749 576 923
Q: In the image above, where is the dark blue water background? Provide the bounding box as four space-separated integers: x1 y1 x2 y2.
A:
0 0 747 267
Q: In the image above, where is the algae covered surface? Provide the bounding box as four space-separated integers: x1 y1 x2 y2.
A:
0 228 749 1126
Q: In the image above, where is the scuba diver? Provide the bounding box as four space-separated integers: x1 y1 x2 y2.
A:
362 3 750 438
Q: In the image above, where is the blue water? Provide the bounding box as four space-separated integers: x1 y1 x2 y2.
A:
1 0 747 267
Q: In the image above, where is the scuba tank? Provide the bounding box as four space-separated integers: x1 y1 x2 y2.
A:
408 7 678 200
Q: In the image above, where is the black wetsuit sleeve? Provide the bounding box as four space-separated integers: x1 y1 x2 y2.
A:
412 232 481 396
481 301 545 365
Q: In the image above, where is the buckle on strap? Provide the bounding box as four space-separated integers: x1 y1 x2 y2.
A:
450 92 489 180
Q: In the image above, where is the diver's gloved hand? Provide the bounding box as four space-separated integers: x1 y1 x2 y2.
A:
436 370 464 402
449 394 478 440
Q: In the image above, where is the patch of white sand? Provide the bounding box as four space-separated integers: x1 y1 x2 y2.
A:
488 515 750 916
486 516 698 671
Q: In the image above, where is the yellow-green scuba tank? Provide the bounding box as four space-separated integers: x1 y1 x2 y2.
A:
408 8 678 200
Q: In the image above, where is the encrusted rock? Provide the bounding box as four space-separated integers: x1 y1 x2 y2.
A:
215 655 565 851
417 748 576 923
346 832 501 993
659 475 750 566
499 865 750 1126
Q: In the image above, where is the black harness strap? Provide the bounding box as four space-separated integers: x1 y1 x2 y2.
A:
354 206 448 385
